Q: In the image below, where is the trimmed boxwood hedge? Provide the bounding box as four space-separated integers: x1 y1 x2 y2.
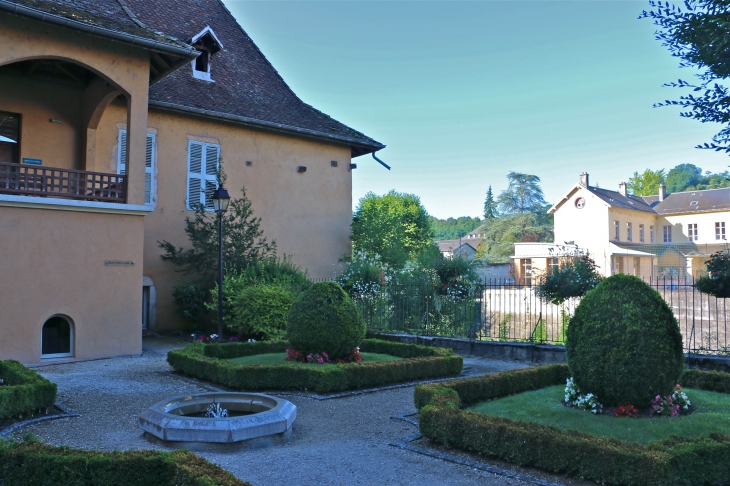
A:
0 437 249 486
0 360 57 420
415 365 730 486
168 339 463 394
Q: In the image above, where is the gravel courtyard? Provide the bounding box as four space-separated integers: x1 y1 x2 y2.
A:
14 337 580 486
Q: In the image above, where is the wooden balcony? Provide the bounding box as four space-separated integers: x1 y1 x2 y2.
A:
0 162 126 203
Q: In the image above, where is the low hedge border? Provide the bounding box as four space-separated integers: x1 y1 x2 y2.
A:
0 361 57 420
168 338 463 394
0 437 250 486
415 365 730 486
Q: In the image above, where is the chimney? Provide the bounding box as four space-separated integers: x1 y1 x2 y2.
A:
619 182 627 196
579 172 589 187
658 184 666 201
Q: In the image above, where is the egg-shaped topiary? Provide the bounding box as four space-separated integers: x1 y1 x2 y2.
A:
286 282 366 359
565 274 684 407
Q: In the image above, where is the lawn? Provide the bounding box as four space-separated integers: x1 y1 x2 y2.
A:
468 385 730 444
227 352 402 366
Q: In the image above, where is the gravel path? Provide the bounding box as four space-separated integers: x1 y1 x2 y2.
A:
15 337 575 486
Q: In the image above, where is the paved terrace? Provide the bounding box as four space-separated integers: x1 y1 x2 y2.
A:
12 337 589 486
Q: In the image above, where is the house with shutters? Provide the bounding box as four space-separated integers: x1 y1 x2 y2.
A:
512 173 730 284
0 0 383 364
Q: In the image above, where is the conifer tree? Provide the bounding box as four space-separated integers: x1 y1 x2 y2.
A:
483 186 498 220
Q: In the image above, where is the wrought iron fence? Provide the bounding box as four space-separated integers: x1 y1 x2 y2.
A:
351 277 730 355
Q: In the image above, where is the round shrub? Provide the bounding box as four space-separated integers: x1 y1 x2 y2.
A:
565 274 684 407
286 282 366 359
228 284 296 340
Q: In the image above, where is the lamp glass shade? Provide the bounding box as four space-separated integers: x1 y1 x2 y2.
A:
212 186 231 212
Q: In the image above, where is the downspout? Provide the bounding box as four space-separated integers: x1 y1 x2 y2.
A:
372 152 391 170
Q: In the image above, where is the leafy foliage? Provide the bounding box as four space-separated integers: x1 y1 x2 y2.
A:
627 168 666 196
565 274 684 407
666 163 703 192
497 172 548 215
641 0 730 154
226 284 297 340
477 211 554 263
158 187 275 285
0 361 57 419
351 190 434 268
533 250 603 304
286 282 366 359
697 248 730 297
428 216 483 240
171 282 211 327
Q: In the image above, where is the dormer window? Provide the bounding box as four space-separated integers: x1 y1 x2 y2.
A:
190 26 223 82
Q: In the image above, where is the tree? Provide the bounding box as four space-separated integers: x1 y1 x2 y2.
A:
428 216 482 240
351 190 434 268
477 212 554 263
158 186 276 286
665 163 703 192
627 168 666 196
497 172 547 215
642 1 730 153
483 186 498 220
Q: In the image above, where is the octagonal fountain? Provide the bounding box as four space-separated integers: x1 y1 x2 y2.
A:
138 392 296 451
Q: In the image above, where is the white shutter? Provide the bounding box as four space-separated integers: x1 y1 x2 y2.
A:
117 130 127 175
145 134 155 204
187 141 219 210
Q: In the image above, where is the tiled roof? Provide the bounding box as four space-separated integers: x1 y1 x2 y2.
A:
124 0 384 156
587 187 657 214
587 186 730 216
2 0 384 156
0 0 191 50
436 238 482 252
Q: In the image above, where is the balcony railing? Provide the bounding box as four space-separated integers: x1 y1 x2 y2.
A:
0 162 126 203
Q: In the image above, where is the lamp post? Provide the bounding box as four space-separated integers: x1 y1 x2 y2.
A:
212 185 230 343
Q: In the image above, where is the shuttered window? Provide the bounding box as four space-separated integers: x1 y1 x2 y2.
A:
187 140 219 210
118 130 155 204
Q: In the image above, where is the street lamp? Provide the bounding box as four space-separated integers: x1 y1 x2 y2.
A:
212 185 230 343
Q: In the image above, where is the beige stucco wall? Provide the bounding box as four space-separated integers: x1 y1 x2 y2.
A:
0 74 84 169
0 13 156 362
94 104 354 329
0 206 144 363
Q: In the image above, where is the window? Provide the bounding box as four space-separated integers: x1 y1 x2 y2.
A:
716 222 726 240
548 257 559 274
639 224 645 243
627 222 633 242
614 256 624 275
118 130 155 204
187 140 219 210
663 225 672 243
41 316 73 358
190 27 223 82
634 257 641 277
687 223 698 241
614 220 619 240
0 111 20 163
522 258 532 286
650 225 655 243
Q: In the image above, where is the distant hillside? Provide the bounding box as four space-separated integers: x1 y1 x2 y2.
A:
429 216 483 240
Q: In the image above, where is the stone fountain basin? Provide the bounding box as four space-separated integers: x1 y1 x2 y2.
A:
138 392 296 450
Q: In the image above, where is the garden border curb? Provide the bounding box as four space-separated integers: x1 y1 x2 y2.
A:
0 401 80 438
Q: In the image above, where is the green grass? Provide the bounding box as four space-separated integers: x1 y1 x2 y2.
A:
227 352 402 366
468 385 730 444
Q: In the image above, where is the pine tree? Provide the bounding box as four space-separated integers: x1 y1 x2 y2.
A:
483 186 498 220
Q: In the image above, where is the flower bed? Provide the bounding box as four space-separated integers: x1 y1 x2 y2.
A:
0 436 249 486
168 339 463 394
415 365 730 486
0 360 57 420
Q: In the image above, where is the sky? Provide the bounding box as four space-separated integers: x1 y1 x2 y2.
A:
222 0 730 219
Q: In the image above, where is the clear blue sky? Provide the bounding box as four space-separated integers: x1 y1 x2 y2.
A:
223 0 730 219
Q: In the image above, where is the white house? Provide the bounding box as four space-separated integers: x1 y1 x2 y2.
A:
513 173 729 283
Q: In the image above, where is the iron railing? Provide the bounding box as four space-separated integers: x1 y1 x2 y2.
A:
349 277 729 355
0 162 126 203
